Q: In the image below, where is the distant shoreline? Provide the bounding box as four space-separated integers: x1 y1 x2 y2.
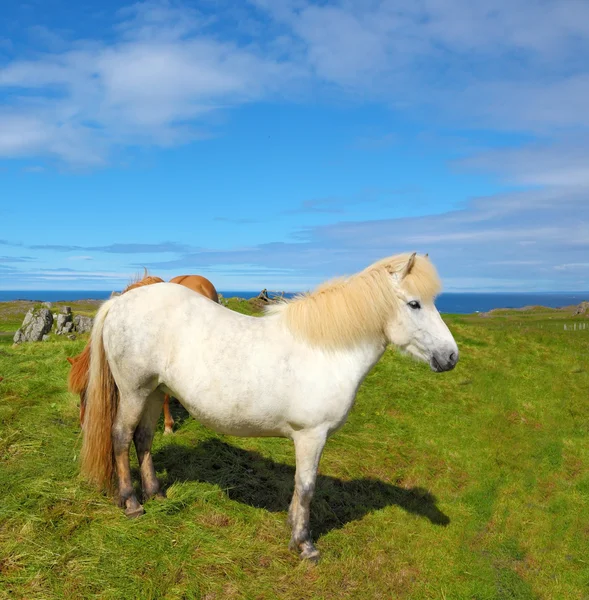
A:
0 291 587 315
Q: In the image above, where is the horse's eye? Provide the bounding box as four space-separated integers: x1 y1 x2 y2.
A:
408 300 421 310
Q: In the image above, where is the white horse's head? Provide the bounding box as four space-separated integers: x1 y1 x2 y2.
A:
384 253 458 372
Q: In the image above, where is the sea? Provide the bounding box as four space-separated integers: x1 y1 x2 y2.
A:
0 290 587 314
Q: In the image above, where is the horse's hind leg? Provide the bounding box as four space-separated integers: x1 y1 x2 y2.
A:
288 429 327 562
112 392 149 518
163 394 174 434
134 391 165 500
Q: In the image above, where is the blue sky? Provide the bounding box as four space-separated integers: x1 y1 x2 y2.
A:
0 0 588 292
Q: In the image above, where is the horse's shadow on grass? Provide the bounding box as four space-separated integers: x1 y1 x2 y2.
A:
153 439 450 538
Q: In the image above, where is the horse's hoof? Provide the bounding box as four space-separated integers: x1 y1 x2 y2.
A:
289 539 320 563
154 491 166 501
164 428 174 435
125 505 145 519
300 546 320 563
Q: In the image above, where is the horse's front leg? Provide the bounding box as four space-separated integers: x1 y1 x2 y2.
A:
288 429 327 562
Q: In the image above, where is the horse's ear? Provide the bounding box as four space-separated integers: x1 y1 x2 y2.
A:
67 357 74 365
401 252 417 279
425 253 429 258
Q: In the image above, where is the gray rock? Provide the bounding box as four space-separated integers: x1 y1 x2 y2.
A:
42 302 52 309
13 308 54 343
67 334 77 340
42 334 50 341
21 309 34 329
56 310 74 335
74 315 93 334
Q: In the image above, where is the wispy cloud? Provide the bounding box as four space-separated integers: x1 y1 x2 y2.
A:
281 189 390 216
0 266 134 289
0 2 299 165
144 185 589 291
4 182 588 291
250 0 589 132
554 263 589 271
282 198 346 215
456 136 589 187
351 132 397 151
214 217 260 225
3 1 589 166
28 241 194 254
0 255 34 263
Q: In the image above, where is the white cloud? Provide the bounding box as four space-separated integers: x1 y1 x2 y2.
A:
248 0 589 134
136 183 589 291
4 180 588 291
457 137 589 186
2 0 589 165
554 263 589 271
0 267 133 290
0 2 298 164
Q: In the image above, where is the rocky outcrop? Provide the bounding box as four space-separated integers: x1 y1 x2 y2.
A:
13 308 54 343
13 306 94 343
573 301 589 316
56 306 74 335
74 315 93 333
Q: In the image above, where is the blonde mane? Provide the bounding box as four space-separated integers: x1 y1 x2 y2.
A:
268 253 441 349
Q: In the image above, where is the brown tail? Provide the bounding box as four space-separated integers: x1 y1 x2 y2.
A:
80 298 119 492
67 344 90 396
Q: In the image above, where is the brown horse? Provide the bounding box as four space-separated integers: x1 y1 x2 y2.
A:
67 274 219 433
169 274 219 304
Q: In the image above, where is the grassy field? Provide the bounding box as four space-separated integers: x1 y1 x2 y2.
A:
0 299 588 599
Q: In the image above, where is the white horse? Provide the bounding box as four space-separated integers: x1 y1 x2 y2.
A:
81 252 458 561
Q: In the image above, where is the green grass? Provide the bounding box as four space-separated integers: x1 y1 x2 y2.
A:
0 300 588 599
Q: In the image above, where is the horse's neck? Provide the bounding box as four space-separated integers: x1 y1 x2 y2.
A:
323 337 388 388
355 339 388 375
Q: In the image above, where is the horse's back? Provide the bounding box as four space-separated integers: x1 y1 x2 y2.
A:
104 282 229 345
102 282 263 373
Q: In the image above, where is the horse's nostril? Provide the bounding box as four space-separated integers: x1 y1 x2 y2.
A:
449 352 456 363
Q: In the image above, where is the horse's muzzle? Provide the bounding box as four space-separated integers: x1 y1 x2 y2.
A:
430 350 458 372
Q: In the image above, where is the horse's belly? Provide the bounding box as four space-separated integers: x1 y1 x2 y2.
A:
167 374 354 439
168 382 293 438
162 337 361 438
